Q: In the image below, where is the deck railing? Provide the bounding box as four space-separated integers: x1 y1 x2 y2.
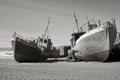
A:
79 19 98 32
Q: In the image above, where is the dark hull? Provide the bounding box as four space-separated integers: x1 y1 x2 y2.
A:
11 37 48 62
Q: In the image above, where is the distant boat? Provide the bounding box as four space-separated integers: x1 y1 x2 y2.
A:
11 17 54 62
67 13 117 62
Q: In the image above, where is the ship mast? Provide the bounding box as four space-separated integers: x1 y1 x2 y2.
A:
86 16 90 26
44 16 51 38
73 11 80 33
86 16 91 31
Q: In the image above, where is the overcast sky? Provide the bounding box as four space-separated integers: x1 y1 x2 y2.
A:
0 0 120 47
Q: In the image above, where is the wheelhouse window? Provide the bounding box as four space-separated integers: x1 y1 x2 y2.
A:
44 40 47 43
40 39 43 42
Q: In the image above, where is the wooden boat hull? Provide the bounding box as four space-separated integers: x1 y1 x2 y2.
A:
11 37 49 62
72 22 117 61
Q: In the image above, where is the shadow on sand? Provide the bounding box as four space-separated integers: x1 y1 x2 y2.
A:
18 58 67 63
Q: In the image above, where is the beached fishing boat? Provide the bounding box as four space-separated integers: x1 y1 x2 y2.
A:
11 17 54 62
67 14 117 62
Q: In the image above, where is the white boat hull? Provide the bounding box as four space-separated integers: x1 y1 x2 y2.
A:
72 22 117 61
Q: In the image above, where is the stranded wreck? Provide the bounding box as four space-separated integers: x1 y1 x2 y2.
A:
67 13 117 62
11 17 56 62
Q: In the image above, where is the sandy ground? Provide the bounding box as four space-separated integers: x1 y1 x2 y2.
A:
0 58 120 80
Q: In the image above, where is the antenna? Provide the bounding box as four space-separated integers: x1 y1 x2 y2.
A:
73 11 80 33
44 16 51 37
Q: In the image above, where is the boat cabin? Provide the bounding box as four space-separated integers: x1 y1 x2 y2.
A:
70 32 85 47
37 37 52 51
